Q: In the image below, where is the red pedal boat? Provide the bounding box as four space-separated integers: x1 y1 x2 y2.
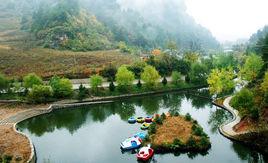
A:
136 145 154 161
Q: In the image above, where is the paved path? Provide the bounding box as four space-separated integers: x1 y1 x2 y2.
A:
219 96 247 138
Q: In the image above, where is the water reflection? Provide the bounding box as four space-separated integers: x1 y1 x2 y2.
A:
208 109 230 133
17 92 266 163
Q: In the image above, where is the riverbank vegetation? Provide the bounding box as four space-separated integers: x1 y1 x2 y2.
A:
145 113 211 153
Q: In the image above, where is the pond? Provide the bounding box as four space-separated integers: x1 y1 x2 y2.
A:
17 91 267 163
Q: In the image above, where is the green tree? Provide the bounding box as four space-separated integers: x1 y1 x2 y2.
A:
183 52 199 63
162 76 168 86
171 71 182 86
101 64 117 82
77 84 87 101
49 76 73 98
109 81 115 92
207 68 235 97
27 85 53 103
128 61 147 79
213 53 237 69
230 88 255 117
23 73 43 88
0 73 9 93
239 53 264 82
90 75 103 93
189 63 208 84
141 65 160 89
116 65 135 91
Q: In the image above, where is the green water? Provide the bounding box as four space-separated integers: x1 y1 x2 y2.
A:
18 91 267 163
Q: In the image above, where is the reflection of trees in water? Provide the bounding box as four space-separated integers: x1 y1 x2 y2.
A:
232 142 266 163
208 108 230 133
142 96 160 115
19 108 90 136
187 89 212 109
114 102 135 121
161 93 183 115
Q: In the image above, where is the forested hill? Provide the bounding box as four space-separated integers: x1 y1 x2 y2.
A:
1 0 219 52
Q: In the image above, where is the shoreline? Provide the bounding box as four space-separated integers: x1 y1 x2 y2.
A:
0 86 205 162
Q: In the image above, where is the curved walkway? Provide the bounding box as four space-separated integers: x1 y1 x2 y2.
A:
217 96 248 139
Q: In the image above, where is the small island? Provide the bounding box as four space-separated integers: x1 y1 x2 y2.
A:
146 113 211 153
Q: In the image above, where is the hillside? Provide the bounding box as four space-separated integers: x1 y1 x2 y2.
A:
0 48 134 79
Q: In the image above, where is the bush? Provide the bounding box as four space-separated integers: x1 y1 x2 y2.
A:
186 136 197 148
0 73 9 93
136 79 142 88
230 88 254 116
185 113 192 121
49 76 73 98
162 77 168 86
109 81 115 92
148 122 157 134
192 125 204 136
101 65 117 82
90 75 103 93
27 85 53 103
116 65 135 92
171 71 182 86
77 84 87 101
23 73 43 88
199 136 210 147
155 116 163 125
161 113 166 120
141 65 160 89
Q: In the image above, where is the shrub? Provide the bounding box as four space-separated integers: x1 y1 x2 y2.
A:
116 65 135 92
141 65 160 89
148 122 156 134
230 88 254 116
155 116 163 125
199 136 210 147
49 76 73 98
136 79 142 88
162 77 167 86
109 81 115 92
161 113 166 120
171 71 182 86
174 112 180 117
0 73 9 93
90 75 103 93
185 113 192 121
27 85 53 103
192 125 204 136
101 65 117 82
77 84 87 101
186 136 197 148
23 73 43 88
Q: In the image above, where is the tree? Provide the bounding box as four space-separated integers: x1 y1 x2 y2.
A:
77 84 87 101
230 88 255 117
90 75 103 93
189 63 208 84
116 65 135 91
128 61 147 79
239 53 264 82
213 53 237 69
141 65 160 88
109 81 115 92
183 52 199 63
23 73 43 88
162 77 167 86
261 71 268 93
207 68 235 97
49 76 73 98
176 59 191 75
101 64 117 82
0 74 9 93
171 71 182 86
27 85 53 103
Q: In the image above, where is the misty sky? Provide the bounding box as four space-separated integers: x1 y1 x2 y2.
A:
117 0 268 43
186 0 268 42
